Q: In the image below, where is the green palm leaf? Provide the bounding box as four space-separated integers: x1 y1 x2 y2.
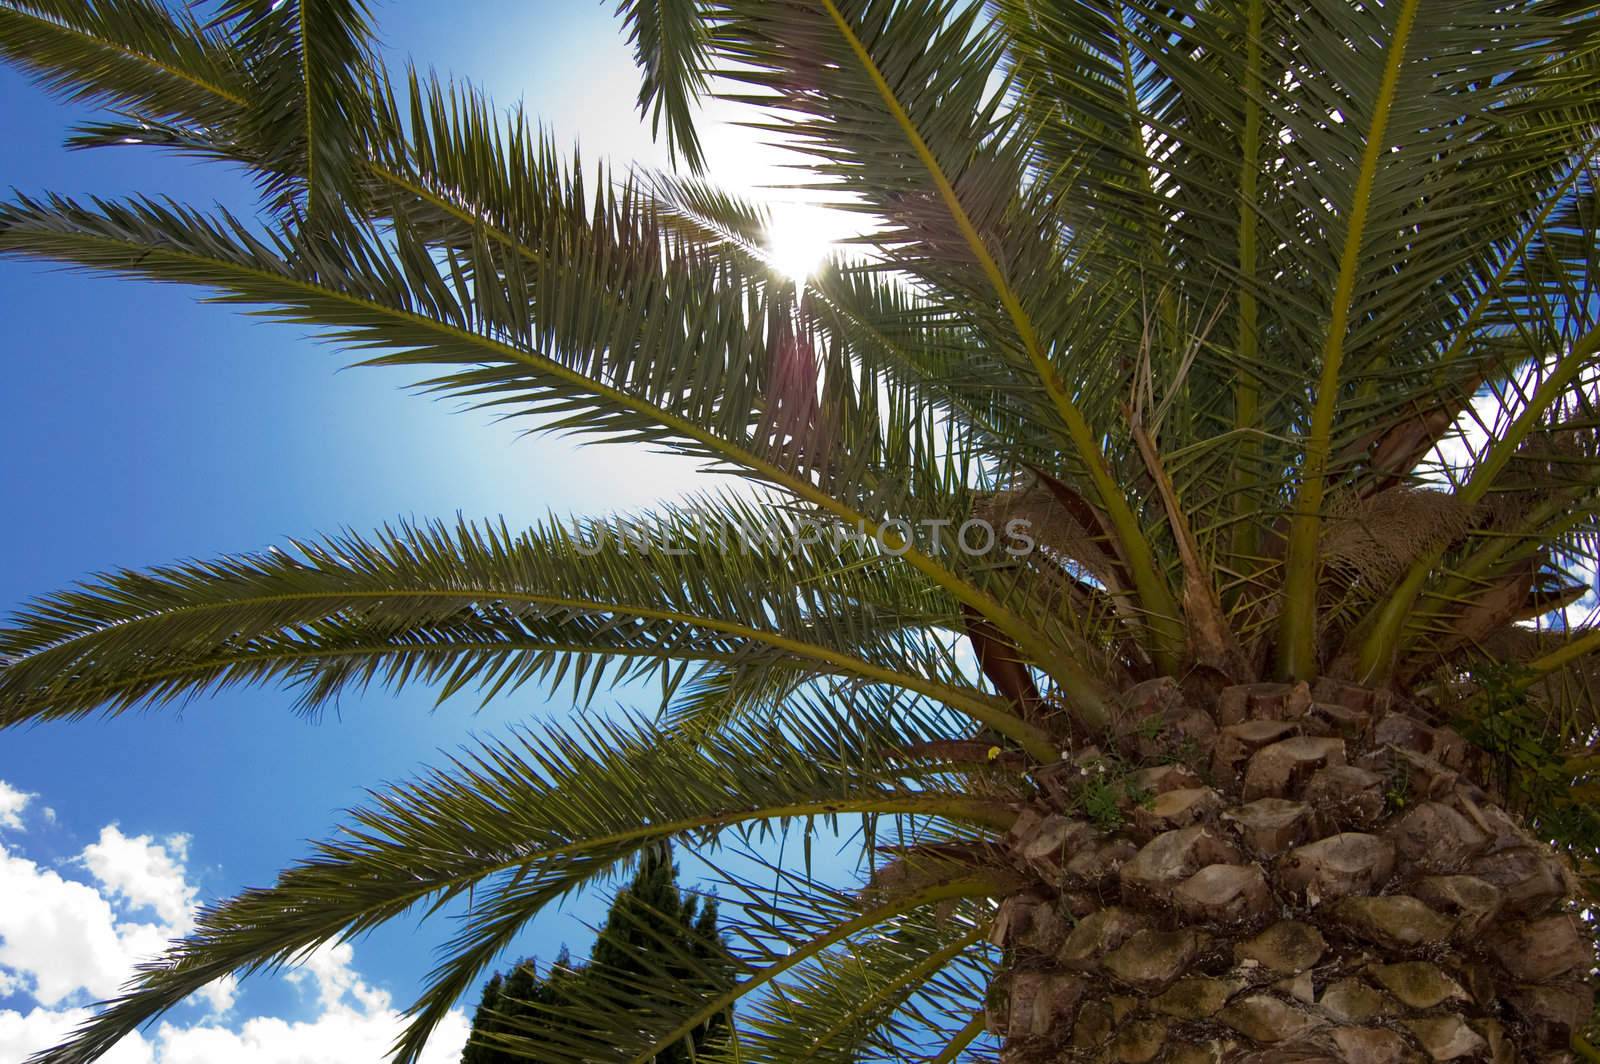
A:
619 0 714 170
28 706 1017 1064
0 505 1055 748
486 854 1009 1064
724 907 992 1062
218 0 379 219
0 0 247 124
0 174 1113 720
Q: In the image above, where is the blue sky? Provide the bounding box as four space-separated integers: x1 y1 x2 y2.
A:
0 3 852 1059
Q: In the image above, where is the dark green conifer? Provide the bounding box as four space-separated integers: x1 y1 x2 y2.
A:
462 853 729 1062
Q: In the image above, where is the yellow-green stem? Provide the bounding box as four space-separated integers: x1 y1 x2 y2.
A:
817 0 1184 677
1278 0 1421 679
928 1011 989 1064
1525 628 1600 679
1231 0 1265 569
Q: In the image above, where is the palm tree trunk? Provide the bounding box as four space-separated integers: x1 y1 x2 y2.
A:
989 677 1592 1062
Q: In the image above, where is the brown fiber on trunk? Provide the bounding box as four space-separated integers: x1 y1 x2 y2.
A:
986 677 1593 1063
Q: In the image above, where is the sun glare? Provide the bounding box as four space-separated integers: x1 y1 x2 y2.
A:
765 204 837 282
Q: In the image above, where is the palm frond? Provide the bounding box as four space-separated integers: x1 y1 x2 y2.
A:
28 705 1019 1064
487 855 1009 1064
725 906 992 1062
0 4 1137 708
617 0 713 170
0 0 247 122
0 171 1113 723
216 0 378 218
0 504 1056 748
629 0 1189 669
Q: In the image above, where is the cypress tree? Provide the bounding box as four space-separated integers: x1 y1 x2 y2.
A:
462 853 730 1062
459 974 501 1064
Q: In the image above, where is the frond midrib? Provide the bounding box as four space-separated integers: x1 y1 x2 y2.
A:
1 3 249 106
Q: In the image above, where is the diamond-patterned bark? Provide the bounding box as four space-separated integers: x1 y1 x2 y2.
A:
989 679 1592 1062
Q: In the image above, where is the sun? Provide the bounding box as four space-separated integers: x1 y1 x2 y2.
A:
764 203 837 282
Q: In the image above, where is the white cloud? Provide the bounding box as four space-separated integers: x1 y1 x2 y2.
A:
194 973 239 1018
0 951 469 1064
285 943 392 1017
0 780 35 832
81 827 198 930
0 840 155 1006
147 946 471 1064
0 781 468 1064
0 1006 154 1064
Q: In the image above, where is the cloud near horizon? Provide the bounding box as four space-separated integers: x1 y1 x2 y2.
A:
0 784 468 1063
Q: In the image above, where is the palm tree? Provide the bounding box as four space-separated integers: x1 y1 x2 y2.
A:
1 0 1599 1060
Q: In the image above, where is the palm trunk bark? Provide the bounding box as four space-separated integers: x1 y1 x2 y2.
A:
988 677 1592 1062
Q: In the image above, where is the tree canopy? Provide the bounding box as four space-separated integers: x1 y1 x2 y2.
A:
461 851 733 1064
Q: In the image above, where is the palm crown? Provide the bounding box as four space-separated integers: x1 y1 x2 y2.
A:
3 0 1600 1061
